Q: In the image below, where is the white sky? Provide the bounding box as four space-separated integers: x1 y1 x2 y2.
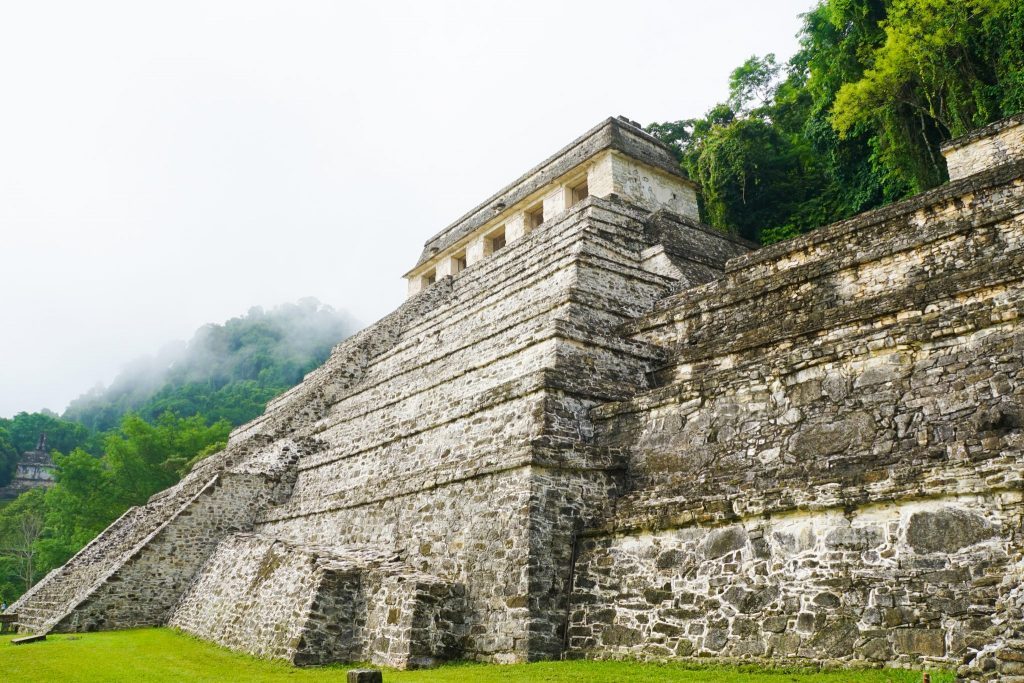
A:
0 0 814 418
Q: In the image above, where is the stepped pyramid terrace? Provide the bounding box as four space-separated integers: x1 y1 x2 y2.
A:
9 113 1024 682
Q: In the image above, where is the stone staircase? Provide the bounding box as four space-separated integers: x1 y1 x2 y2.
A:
9 439 303 634
10 473 219 633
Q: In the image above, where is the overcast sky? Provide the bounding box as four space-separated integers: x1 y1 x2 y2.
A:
1 0 814 418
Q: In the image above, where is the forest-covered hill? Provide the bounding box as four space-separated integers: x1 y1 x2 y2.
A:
62 298 355 431
0 299 355 603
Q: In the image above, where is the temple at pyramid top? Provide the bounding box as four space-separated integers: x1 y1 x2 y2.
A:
405 116 698 296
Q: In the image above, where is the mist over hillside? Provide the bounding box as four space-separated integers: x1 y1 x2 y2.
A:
62 298 358 431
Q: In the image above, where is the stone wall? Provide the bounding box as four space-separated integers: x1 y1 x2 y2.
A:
587 151 699 218
169 534 465 668
569 159 1024 674
570 498 1022 666
943 115 1024 181
962 555 1024 681
171 534 346 662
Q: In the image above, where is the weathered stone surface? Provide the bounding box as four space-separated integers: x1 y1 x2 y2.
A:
655 549 684 569
347 670 383 683
943 114 1024 180
603 625 644 647
906 508 997 554
894 628 946 657
703 527 747 559
810 619 860 658
790 412 875 458
824 526 884 551
0 434 56 501
567 116 1024 677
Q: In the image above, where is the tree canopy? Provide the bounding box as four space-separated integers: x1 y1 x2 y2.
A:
0 428 18 488
648 0 1024 243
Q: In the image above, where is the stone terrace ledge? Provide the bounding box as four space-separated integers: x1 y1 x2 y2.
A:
941 113 1024 180
723 159 1024 280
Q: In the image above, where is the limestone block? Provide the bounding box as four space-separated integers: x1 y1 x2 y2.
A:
542 185 568 220
587 153 615 199
905 508 997 554
612 154 698 218
894 628 946 657
435 255 456 278
407 276 425 297
943 115 1024 180
465 235 487 265
347 671 382 683
505 213 528 242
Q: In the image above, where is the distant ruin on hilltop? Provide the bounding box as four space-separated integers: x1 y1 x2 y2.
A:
11 114 1024 682
0 433 56 501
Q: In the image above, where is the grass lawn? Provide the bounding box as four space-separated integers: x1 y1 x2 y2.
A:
0 629 953 682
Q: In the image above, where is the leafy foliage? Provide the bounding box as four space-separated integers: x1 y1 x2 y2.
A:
0 489 46 603
0 411 100 457
648 0 1024 243
0 428 19 488
831 0 1023 190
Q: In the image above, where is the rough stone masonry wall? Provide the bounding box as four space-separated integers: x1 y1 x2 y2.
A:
571 498 1022 665
569 160 1024 675
361 567 466 669
171 534 348 663
256 467 535 661
943 114 1024 181
249 199 667 662
241 196 747 664
169 533 466 668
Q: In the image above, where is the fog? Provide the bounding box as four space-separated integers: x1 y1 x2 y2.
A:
62 298 357 429
0 0 812 417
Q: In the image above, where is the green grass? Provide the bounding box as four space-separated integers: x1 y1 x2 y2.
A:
0 629 953 682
